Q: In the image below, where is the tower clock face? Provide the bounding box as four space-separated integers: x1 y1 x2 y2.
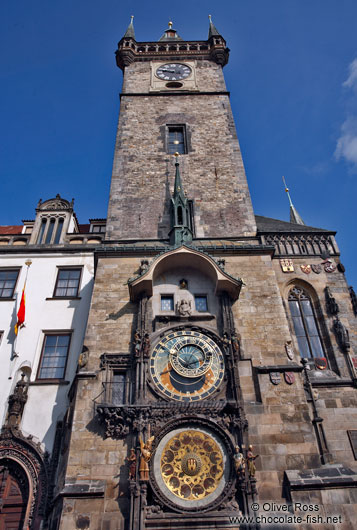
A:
156 63 192 81
150 330 225 402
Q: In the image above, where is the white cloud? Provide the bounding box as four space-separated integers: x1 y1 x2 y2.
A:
343 58 357 91
335 117 357 169
335 58 357 171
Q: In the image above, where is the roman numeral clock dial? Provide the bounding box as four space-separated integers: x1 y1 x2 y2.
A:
156 63 192 81
150 330 225 402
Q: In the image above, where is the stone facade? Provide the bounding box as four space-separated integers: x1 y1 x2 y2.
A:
107 61 256 240
54 21 357 530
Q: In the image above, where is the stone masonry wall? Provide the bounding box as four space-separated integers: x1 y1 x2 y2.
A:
227 254 322 501
59 257 140 530
272 256 357 473
107 60 256 240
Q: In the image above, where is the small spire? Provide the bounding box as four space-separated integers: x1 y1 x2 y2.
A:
282 176 305 225
124 15 135 39
173 153 184 199
169 154 193 246
208 14 220 38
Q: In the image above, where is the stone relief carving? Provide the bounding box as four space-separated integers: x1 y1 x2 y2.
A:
176 298 192 316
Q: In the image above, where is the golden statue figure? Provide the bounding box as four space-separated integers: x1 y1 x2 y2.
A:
246 445 259 477
139 435 154 481
127 448 137 480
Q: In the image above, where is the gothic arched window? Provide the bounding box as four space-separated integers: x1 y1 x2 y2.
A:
288 286 325 358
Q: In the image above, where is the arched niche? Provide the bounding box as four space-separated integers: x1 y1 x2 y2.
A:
128 246 242 302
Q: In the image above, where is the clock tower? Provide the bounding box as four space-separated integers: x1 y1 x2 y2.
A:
107 17 256 241
55 17 357 530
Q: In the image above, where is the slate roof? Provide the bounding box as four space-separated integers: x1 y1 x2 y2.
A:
255 215 333 234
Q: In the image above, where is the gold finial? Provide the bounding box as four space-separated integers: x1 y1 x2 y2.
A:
209 15 212 22
174 152 179 158
282 175 289 193
25 259 32 267
168 21 173 29
130 15 134 22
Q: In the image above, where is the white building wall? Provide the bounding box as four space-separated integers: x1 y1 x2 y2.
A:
0 251 94 452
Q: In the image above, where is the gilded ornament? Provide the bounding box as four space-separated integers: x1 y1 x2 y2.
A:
280 259 294 273
160 430 223 501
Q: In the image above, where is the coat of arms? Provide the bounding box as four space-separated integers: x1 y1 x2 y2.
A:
300 265 311 274
284 372 295 385
315 357 327 370
323 260 337 273
280 259 294 273
270 372 281 385
311 264 322 274
285 341 294 360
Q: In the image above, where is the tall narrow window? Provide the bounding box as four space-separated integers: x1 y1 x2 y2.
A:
54 218 64 244
45 218 55 244
167 126 186 154
288 287 324 358
112 373 126 405
37 219 47 244
37 333 71 379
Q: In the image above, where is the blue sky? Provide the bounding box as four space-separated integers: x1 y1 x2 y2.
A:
1 1 357 287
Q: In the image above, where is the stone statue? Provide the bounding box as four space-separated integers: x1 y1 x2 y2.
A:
325 286 339 316
142 333 150 358
139 435 154 481
333 318 350 352
246 445 259 477
127 448 137 480
349 286 357 315
139 259 149 275
177 298 192 317
233 446 245 479
222 332 231 356
133 330 141 357
231 333 240 357
7 373 28 428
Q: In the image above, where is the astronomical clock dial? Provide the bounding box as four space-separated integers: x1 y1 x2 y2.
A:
152 427 230 510
150 330 225 402
156 63 192 81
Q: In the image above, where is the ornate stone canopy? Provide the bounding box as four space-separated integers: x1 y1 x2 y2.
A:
128 245 242 301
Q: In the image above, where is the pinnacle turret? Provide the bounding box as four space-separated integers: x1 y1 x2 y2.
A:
208 15 220 38
124 15 135 39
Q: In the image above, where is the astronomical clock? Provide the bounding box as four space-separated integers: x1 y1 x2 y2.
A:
149 330 225 402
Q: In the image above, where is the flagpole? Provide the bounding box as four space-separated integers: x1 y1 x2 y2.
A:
13 259 32 360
